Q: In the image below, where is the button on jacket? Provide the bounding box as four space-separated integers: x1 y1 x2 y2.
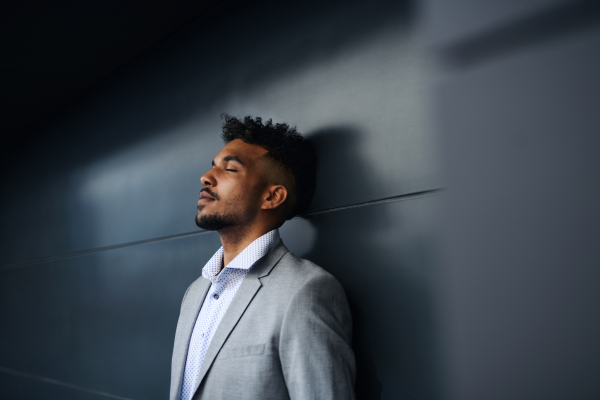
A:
170 238 356 400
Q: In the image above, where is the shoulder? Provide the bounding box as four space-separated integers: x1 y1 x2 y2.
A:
267 249 350 315
272 250 344 293
274 251 354 344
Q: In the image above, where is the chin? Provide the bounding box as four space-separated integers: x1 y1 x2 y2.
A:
196 211 240 231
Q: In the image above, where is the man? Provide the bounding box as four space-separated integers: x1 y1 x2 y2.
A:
170 115 356 400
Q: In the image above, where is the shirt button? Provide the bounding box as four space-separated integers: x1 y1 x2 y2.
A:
213 294 219 300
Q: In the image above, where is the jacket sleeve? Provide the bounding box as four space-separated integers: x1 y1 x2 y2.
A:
279 272 356 400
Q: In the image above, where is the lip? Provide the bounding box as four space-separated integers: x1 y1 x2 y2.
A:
199 191 216 204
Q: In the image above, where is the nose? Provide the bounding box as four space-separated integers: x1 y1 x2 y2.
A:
200 169 215 188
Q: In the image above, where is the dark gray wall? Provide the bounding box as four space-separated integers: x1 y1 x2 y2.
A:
428 0 600 399
0 0 440 399
3 0 598 399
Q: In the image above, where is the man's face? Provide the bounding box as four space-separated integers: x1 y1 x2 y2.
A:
196 139 269 231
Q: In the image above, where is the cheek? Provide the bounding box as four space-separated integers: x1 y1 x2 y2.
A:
228 185 262 210
219 175 262 206
221 185 250 206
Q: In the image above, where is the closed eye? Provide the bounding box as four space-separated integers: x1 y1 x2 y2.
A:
225 169 237 172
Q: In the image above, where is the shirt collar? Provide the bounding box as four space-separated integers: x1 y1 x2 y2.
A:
201 228 280 281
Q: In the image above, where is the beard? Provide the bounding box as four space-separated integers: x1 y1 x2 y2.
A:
195 210 242 231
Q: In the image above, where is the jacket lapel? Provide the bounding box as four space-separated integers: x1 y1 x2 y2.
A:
191 239 289 394
170 277 211 400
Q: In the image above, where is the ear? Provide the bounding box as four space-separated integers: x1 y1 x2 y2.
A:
261 185 288 211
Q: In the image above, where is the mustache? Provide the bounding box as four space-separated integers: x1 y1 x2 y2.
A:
200 187 219 200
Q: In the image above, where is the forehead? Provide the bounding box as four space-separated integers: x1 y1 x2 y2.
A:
215 139 268 163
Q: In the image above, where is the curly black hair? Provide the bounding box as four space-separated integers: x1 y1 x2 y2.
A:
221 114 317 220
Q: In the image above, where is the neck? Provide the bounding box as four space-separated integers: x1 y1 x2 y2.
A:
218 223 275 268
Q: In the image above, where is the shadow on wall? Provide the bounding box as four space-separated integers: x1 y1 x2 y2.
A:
307 127 371 213
280 127 439 399
306 127 384 399
2 0 414 170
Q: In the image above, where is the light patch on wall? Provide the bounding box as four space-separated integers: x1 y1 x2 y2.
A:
279 217 317 258
75 119 222 249
223 23 439 196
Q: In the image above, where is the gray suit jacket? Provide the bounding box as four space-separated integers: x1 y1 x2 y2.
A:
170 239 356 400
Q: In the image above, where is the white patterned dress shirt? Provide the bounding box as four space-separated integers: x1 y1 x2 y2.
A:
179 228 280 400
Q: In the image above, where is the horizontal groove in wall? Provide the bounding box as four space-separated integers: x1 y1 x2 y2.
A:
0 230 215 271
303 188 442 216
0 366 137 400
441 0 600 69
0 188 443 271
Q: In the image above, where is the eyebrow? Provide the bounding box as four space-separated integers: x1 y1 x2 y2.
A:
212 155 245 166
